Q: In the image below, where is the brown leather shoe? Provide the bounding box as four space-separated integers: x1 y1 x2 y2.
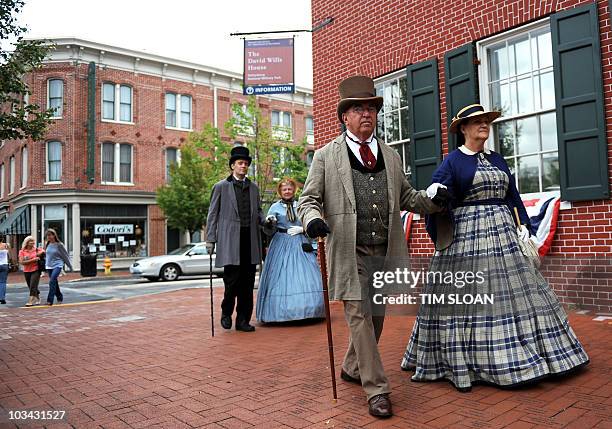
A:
340 369 361 385
368 394 392 418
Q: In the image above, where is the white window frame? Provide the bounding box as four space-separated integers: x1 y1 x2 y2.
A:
477 18 560 200
165 93 192 131
374 70 411 176
8 156 15 195
101 142 134 186
305 115 314 145
165 147 181 181
45 141 62 184
101 83 134 124
271 110 293 141
47 79 63 119
0 164 4 199
20 146 28 189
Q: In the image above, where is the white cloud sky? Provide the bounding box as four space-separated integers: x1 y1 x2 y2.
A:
18 0 313 88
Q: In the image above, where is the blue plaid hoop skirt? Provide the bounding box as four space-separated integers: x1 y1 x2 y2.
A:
401 157 589 390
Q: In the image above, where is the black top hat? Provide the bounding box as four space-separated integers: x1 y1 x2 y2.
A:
229 145 252 167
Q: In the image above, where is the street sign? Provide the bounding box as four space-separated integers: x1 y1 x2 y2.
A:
243 38 295 95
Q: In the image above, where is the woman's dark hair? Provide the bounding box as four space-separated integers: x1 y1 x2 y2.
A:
45 228 62 246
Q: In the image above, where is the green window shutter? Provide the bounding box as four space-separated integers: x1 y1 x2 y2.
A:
443 43 478 151
406 58 442 190
552 3 609 201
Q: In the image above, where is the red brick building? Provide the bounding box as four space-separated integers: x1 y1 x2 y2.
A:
0 38 313 270
311 0 612 312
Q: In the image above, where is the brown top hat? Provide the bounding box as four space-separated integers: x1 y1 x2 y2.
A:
337 75 384 123
449 104 502 134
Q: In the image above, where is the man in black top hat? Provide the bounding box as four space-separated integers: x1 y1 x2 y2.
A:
206 145 271 332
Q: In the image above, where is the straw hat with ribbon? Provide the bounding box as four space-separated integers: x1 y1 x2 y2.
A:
337 76 384 123
449 104 501 134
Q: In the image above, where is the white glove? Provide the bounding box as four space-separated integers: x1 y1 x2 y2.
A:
205 242 215 254
426 183 447 199
287 226 304 236
517 225 530 242
265 215 277 224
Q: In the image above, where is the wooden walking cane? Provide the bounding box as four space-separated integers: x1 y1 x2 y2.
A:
317 237 338 401
209 250 215 337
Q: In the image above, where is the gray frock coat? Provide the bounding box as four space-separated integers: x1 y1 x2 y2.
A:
206 176 265 267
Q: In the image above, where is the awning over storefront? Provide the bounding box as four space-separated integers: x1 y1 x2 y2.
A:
0 206 30 235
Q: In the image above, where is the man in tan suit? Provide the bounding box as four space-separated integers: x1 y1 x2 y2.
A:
298 76 448 418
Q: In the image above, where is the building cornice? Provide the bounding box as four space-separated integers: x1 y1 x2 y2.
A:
32 37 313 106
9 189 158 208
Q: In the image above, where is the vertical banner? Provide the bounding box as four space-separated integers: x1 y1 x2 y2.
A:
243 38 295 95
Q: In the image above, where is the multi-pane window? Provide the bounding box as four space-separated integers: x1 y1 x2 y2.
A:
102 143 115 182
102 83 132 123
480 24 558 194
166 148 179 180
0 164 4 198
20 146 27 188
272 110 292 140
48 79 63 118
375 73 410 176
234 104 254 136
166 93 192 130
306 150 314 168
9 157 14 194
101 143 133 184
47 141 62 182
305 116 314 144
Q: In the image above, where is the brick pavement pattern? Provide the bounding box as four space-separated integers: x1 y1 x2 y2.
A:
0 289 611 429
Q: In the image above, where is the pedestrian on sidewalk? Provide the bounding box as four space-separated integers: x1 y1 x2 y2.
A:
18 236 44 307
297 75 448 418
44 228 73 306
256 178 324 323
206 145 270 332
0 240 9 305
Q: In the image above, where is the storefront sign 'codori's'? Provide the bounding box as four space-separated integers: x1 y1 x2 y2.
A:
94 224 134 235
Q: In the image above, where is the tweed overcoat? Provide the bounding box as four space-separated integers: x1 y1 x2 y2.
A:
206 176 264 267
297 134 441 300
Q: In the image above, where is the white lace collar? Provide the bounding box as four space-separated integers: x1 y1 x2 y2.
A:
459 145 491 155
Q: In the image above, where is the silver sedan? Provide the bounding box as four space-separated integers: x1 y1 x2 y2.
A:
129 242 223 281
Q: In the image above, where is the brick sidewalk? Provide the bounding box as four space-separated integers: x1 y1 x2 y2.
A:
0 289 610 429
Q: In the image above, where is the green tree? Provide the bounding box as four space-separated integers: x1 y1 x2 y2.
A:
1 0 54 140
156 141 211 238
191 123 233 213
225 95 309 204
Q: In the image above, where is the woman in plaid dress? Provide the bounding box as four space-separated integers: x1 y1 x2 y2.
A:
401 104 589 391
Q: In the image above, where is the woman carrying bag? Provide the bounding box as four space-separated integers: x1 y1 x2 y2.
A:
44 228 73 306
18 236 45 307
256 178 324 323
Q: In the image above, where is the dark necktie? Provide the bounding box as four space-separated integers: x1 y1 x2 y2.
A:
347 135 377 170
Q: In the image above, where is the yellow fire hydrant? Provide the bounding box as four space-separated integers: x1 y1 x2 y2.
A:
103 256 112 275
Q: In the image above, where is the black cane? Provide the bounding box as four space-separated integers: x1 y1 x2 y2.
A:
209 249 215 338
318 237 337 401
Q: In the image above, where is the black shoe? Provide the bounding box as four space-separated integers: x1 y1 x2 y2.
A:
340 369 361 385
0 300 6 305
235 321 255 332
221 315 232 329
368 394 393 418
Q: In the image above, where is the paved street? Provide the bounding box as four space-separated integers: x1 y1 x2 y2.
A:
1 275 226 309
0 287 610 429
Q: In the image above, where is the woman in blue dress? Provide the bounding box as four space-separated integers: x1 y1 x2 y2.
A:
256 178 324 323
